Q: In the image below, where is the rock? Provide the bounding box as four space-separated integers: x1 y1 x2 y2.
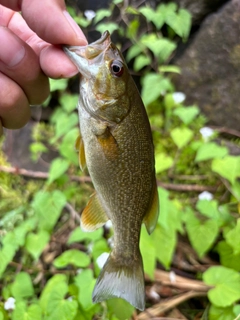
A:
172 0 240 130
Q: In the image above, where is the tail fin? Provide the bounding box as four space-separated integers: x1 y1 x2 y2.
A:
92 253 145 311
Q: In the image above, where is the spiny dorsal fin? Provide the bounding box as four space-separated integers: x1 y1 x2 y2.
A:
75 135 86 171
143 180 159 235
81 193 109 231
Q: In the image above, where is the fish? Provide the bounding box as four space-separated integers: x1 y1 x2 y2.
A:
63 31 159 311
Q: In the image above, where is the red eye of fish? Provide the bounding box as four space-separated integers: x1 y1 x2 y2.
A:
110 61 124 77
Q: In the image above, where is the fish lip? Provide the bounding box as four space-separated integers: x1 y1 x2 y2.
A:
63 31 111 78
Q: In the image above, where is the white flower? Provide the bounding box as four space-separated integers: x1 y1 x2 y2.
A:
105 220 113 230
169 271 176 283
96 252 109 269
172 92 186 104
198 191 213 201
4 297 16 310
84 10 96 21
200 127 214 141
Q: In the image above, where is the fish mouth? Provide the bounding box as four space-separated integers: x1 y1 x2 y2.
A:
63 31 111 78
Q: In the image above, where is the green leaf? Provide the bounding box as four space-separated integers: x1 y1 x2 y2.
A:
141 73 173 106
126 44 142 62
155 153 173 173
25 231 50 260
225 219 240 255
50 78 68 92
159 65 181 73
209 305 236 320
195 142 228 162
32 190 66 231
47 158 69 185
139 6 165 29
60 94 78 113
133 54 151 71
75 270 96 310
203 266 240 307
12 302 42 320
166 8 191 39
196 199 220 220
52 112 78 140
107 298 134 320
68 228 103 244
11 272 34 300
173 105 199 125
170 127 194 149
96 22 119 34
217 241 240 271
212 155 240 185
53 249 90 268
140 227 156 278
59 128 79 166
94 9 111 24
140 34 176 62
185 208 219 257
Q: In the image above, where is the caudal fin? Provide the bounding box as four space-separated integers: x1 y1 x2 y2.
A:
92 253 145 311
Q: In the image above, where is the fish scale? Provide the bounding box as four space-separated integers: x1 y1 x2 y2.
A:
63 31 159 311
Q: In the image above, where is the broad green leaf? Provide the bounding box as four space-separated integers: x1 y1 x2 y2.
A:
47 158 69 185
59 128 79 165
53 249 90 268
75 270 96 310
96 22 119 34
50 78 68 92
32 190 66 231
0 244 17 277
209 305 236 320
173 105 199 124
203 266 240 307
155 153 173 173
12 302 42 320
217 241 240 271
140 227 155 278
126 44 142 62
140 34 176 62
94 9 111 24
185 209 219 257
195 142 228 162
53 112 78 140
139 6 165 29
25 231 50 260
170 127 193 149
196 199 220 220
11 272 34 300
126 19 140 39
165 7 191 39
107 298 134 320
225 219 240 255
68 228 103 244
133 54 151 71
212 155 240 185
60 94 78 113
142 73 173 106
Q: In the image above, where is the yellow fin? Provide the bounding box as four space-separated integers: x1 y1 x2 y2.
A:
81 193 109 231
97 127 118 161
75 135 86 171
143 181 159 235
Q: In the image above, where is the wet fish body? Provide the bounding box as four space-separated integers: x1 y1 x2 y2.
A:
64 31 159 311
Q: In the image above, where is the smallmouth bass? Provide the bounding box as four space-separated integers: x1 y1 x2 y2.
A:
64 31 159 311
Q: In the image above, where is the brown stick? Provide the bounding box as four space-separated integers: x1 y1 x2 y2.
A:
0 165 217 192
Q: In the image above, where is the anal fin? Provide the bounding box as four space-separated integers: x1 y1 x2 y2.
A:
81 193 109 231
75 135 86 171
143 181 159 235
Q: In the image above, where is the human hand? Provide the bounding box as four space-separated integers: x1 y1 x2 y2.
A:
0 0 87 136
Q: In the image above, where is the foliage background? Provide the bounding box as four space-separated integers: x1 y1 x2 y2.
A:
0 1 240 319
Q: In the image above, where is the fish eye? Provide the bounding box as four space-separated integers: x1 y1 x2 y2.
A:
110 60 124 77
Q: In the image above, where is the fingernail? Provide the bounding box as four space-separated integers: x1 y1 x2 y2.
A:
0 27 26 67
63 10 88 44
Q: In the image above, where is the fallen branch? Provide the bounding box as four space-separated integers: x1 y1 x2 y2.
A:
0 165 217 192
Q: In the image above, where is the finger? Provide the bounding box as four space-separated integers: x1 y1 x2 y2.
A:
21 0 87 46
0 26 49 105
0 72 30 129
2 6 83 78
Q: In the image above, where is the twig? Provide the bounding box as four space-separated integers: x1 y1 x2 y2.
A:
209 126 240 138
0 165 218 192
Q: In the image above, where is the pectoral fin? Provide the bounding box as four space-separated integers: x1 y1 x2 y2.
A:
81 193 109 231
75 135 86 171
143 181 159 235
96 127 119 161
